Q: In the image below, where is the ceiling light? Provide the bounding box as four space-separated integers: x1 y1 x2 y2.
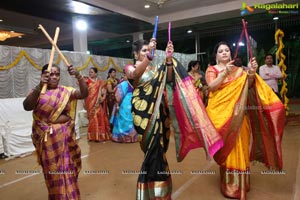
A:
187 29 193 34
126 39 131 43
0 20 3 22
86 50 90 54
144 4 150 8
75 19 87 31
238 42 245 46
273 17 279 21
71 1 91 15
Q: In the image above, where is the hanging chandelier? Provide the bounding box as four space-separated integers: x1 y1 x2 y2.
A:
0 30 24 41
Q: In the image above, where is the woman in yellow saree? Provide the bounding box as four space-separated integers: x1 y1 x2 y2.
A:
205 41 285 200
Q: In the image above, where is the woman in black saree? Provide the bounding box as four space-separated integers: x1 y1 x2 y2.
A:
125 39 223 200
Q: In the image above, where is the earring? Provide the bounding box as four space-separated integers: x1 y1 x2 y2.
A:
134 54 138 60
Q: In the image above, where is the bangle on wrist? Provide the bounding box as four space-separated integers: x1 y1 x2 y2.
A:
166 61 173 66
222 69 228 77
146 53 153 61
247 70 255 76
77 75 83 81
34 85 42 93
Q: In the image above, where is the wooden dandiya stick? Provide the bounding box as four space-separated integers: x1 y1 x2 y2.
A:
41 27 60 94
38 24 71 66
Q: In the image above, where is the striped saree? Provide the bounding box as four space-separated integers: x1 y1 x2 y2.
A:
206 67 285 200
129 58 223 200
31 86 81 200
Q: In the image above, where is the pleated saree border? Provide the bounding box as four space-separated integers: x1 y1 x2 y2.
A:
137 176 172 200
220 166 250 200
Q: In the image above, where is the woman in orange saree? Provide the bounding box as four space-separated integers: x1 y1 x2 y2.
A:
84 67 111 142
205 41 285 200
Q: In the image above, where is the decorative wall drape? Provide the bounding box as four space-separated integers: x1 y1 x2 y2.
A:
0 45 196 98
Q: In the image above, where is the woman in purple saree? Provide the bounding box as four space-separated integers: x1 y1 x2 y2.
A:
23 64 88 200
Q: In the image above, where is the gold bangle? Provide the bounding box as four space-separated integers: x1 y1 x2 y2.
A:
221 69 228 77
247 70 255 76
166 62 173 66
34 85 41 93
77 75 83 81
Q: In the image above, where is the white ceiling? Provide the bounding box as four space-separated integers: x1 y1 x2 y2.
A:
0 0 295 51
81 0 281 28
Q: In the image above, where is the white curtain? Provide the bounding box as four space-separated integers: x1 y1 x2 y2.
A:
0 45 196 98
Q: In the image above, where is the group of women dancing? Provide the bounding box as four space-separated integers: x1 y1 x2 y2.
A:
124 38 285 200
24 32 285 199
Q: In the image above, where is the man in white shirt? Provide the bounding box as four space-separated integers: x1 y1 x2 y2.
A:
259 53 282 96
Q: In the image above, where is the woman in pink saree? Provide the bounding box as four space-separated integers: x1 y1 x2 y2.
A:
23 64 88 200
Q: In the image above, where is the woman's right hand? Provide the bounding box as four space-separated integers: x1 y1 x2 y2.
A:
40 70 50 86
225 60 235 74
149 38 157 53
166 41 174 58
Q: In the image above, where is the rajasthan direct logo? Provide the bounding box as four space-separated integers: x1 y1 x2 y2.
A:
241 2 254 15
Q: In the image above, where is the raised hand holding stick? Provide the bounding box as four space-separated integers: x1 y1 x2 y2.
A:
41 27 60 94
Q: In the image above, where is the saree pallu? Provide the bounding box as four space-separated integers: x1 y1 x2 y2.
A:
31 86 81 200
206 68 285 200
85 79 111 141
107 77 119 119
111 80 138 143
131 59 223 200
168 59 223 162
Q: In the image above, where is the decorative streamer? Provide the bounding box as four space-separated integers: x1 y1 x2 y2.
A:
275 29 289 115
0 49 126 73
